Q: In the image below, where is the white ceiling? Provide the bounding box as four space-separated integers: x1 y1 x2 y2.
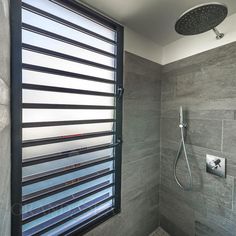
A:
80 0 236 46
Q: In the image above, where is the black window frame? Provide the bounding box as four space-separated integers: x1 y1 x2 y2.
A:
10 0 123 235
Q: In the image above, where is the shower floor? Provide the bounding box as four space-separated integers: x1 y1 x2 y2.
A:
149 227 170 236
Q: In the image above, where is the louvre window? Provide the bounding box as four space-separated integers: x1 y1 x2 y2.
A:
11 0 123 235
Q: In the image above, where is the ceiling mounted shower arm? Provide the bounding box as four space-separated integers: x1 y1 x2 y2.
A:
212 27 224 39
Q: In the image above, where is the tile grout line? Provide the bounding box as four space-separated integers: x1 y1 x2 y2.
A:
232 178 234 211
221 120 224 153
159 76 163 228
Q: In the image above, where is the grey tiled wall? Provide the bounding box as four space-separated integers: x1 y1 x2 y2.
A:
85 52 161 235
0 0 11 235
160 42 236 236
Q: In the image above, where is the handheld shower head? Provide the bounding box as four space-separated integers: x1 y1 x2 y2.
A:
179 106 186 128
179 106 183 124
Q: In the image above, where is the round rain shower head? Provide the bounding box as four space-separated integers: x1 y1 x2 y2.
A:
175 2 228 38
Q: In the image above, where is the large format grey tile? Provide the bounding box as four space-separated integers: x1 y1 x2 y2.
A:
125 51 161 77
160 214 192 236
161 118 222 150
160 189 195 236
186 119 222 151
122 139 160 164
223 120 236 154
195 212 236 236
124 72 161 101
162 41 236 74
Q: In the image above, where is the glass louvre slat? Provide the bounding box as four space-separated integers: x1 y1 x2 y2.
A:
22 149 114 177
22 182 113 222
23 193 113 235
23 123 114 141
44 201 113 236
22 50 115 80
23 90 114 106
22 70 115 93
23 109 114 122
22 135 114 159
18 0 121 235
22 162 113 196
22 175 113 213
22 156 113 185
22 0 116 41
22 30 115 67
22 9 115 53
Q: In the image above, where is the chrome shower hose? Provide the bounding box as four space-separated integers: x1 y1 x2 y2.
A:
173 124 193 191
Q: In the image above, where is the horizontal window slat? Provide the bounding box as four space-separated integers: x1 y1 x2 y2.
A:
22 83 115 97
22 181 114 224
23 0 116 40
58 207 114 236
23 131 115 147
22 43 115 71
22 29 115 68
22 64 115 84
23 90 114 107
22 23 115 58
23 50 114 80
22 156 114 186
22 142 119 167
22 2 116 45
23 103 115 110
22 119 115 128
23 70 115 94
23 195 114 236
22 169 114 205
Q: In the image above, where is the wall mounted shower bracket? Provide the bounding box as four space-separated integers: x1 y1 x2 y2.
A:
213 27 224 39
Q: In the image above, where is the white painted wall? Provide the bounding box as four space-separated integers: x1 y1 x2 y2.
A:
124 27 163 64
162 13 236 65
